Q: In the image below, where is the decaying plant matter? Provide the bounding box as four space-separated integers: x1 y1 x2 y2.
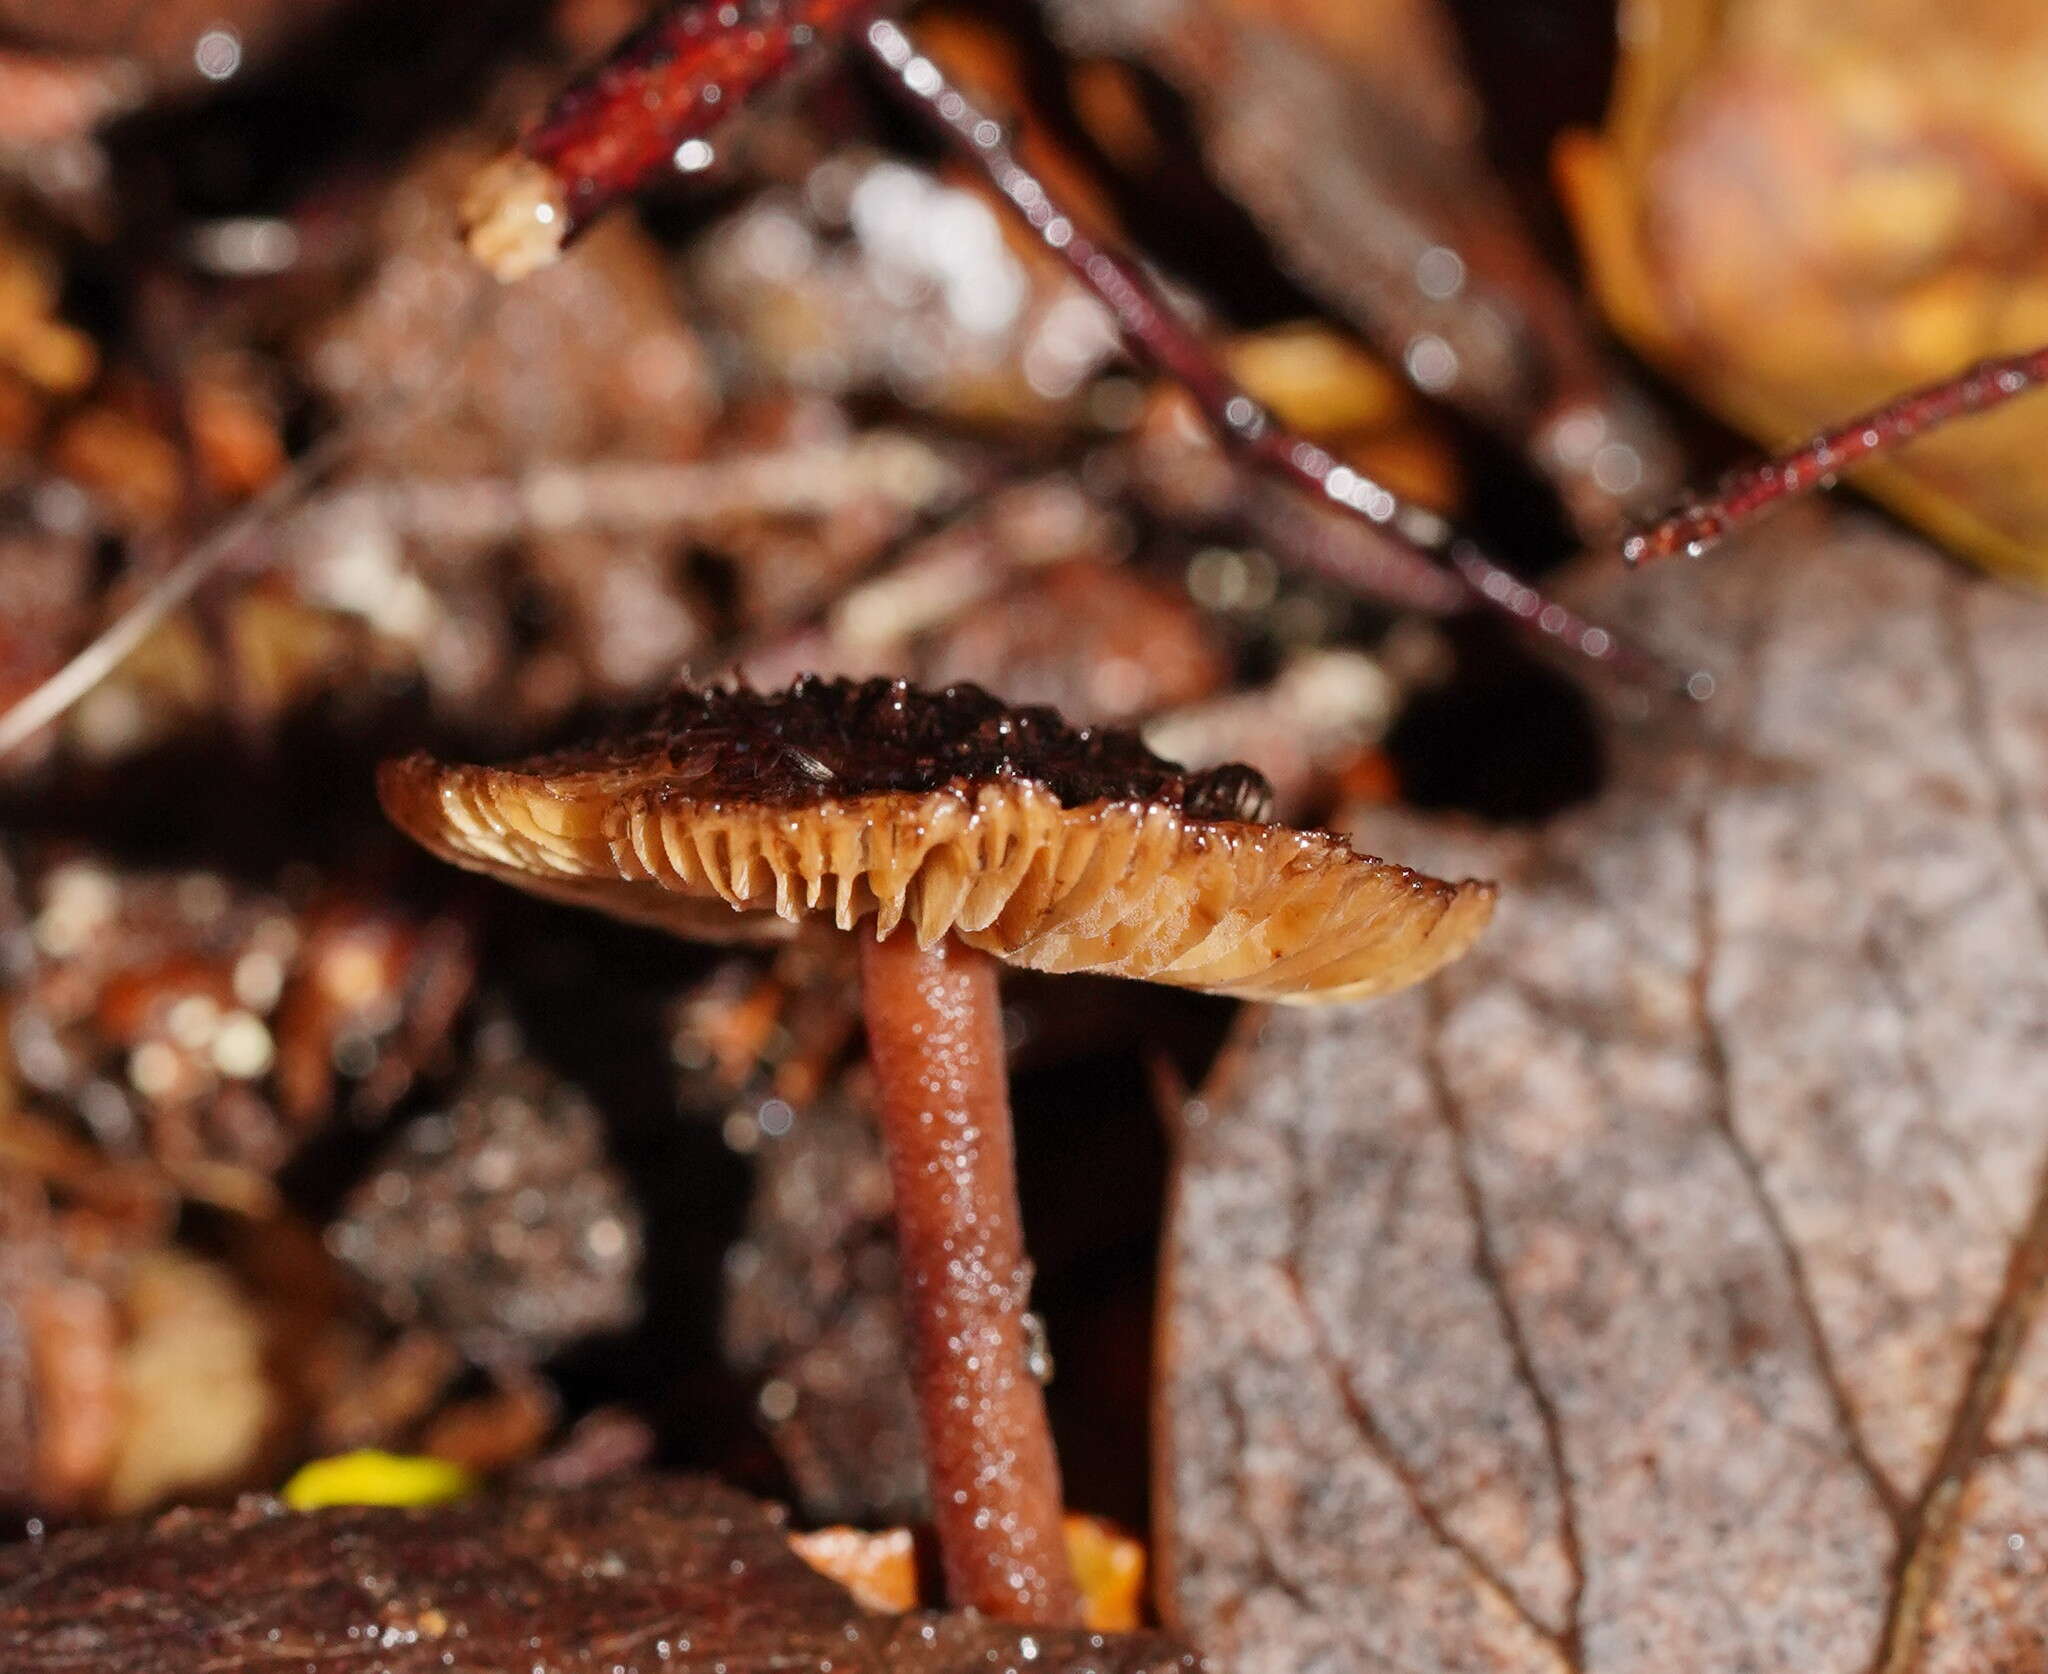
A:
0 1476 1201 1671
4 0 2048 1667
1562 0 2048 582
460 0 1657 678
1159 512 2048 1672
461 0 2048 668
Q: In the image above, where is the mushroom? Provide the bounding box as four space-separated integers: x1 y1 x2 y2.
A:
378 675 1494 1623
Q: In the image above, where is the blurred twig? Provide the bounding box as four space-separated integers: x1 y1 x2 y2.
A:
0 286 494 762
862 19 1678 686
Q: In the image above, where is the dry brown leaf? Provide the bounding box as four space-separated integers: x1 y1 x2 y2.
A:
0 1476 1203 1673
1160 514 2048 1670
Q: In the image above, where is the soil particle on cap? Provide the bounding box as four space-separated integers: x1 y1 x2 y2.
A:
527 676 1274 821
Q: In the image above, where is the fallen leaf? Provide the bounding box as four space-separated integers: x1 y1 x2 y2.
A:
1159 513 2048 1670
0 1476 1203 1673
1559 0 2048 582
789 1524 920 1614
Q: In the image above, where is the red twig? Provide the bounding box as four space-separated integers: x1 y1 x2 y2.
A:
1623 344 2048 566
858 19 1666 681
464 0 882 279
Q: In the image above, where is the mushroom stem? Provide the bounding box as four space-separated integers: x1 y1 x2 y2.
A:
857 928 1080 1625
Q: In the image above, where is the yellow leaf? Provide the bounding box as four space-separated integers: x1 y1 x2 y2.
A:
1560 0 2048 583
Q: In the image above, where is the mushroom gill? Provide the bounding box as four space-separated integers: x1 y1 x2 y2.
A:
378 677 1494 1003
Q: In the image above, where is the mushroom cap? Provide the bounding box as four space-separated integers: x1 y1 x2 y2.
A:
378 677 1494 1003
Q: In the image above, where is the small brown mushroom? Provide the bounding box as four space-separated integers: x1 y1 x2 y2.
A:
379 676 1493 1623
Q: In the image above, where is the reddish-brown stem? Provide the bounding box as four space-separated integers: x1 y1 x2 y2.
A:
857 928 1080 1625
858 18 1662 679
1624 343 2048 566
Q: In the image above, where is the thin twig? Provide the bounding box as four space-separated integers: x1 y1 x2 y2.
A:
469 2 1679 681
0 289 491 763
859 19 1675 685
1624 344 2048 566
0 436 353 761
